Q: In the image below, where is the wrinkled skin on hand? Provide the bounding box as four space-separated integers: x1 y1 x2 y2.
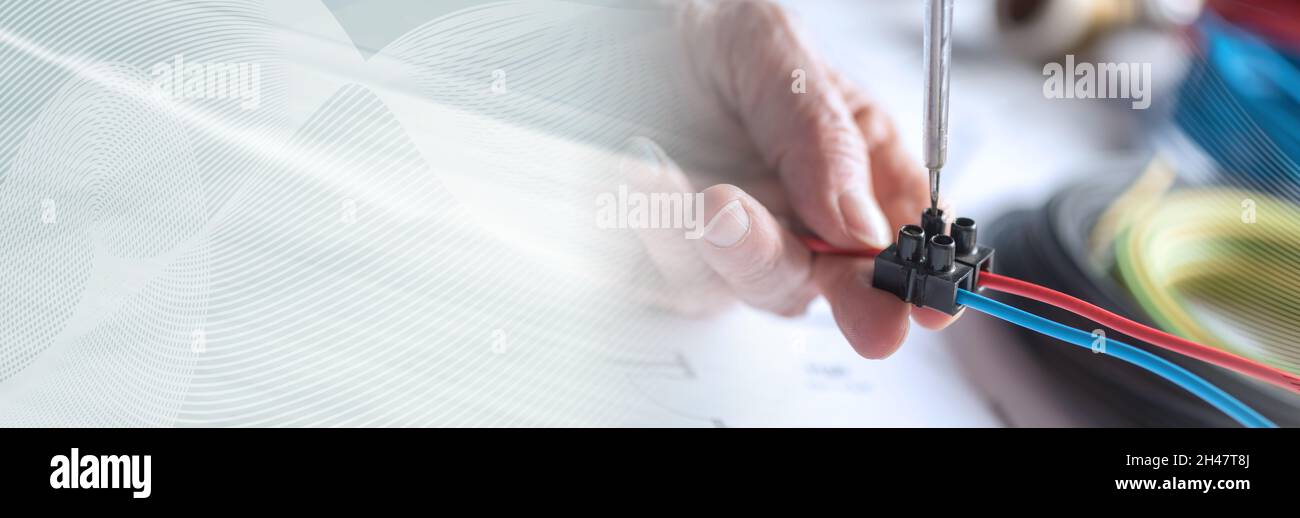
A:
623 0 959 359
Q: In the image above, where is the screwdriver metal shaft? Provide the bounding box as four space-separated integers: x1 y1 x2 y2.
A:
923 0 953 212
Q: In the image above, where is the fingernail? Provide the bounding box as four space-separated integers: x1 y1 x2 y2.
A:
839 188 891 248
703 199 750 248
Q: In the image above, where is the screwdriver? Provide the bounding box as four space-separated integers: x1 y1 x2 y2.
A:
923 0 953 212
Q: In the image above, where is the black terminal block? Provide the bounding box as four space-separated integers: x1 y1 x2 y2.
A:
871 209 995 315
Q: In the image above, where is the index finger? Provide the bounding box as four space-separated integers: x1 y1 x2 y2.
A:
684 1 893 251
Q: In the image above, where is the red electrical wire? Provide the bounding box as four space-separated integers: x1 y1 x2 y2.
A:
799 235 1300 394
798 235 880 257
976 271 1300 395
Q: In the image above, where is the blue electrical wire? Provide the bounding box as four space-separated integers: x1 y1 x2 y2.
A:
956 289 1277 428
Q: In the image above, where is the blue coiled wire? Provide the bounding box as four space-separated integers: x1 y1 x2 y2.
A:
1174 13 1300 194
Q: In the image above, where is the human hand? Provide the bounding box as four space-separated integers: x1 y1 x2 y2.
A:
623 0 959 359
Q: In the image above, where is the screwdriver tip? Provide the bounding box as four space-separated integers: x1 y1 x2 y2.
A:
928 168 941 211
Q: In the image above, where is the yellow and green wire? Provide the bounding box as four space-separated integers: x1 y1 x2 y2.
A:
1115 189 1300 376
